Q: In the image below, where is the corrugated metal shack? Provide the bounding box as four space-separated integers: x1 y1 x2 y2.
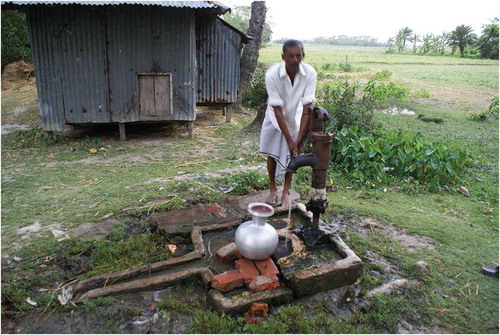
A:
2 1 250 139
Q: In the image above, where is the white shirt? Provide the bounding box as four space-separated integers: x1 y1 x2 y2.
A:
264 61 317 135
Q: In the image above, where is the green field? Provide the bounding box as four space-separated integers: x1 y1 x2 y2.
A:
1 45 498 333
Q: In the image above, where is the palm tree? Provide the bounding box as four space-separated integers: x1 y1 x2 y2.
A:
409 33 421 53
387 37 395 52
449 25 477 57
422 34 433 53
431 35 440 53
395 31 404 52
397 27 413 52
439 31 449 54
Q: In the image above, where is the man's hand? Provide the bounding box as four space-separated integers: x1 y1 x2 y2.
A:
296 139 304 154
287 138 298 155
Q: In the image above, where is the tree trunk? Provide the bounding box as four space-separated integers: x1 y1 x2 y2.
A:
236 1 267 113
247 103 267 129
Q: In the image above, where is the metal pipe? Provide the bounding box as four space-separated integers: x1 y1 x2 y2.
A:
286 153 317 173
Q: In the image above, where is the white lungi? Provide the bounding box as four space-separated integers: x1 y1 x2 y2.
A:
259 116 298 182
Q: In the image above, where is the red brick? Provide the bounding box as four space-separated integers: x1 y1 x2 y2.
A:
248 275 280 292
235 258 260 284
235 251 244 259
216 242 238 263
211 270 244 292
254 257 280 276
205 203 222 213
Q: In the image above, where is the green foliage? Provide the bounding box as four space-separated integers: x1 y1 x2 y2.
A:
87 224 173 276
13 127 61 147
489 96 499 117
156 295 197 314
478 18 499 60
229 171 268 195
321 62 332 71
312 65 326 80
338 62 354 72
221 6 273 45
371 69 393 80
331 126 475 190
189 310 239 334
243 63 267 107
1 10 32 66
449 25 478 58
467 96 499 121
318 80 413 133
411 88 431 98
317 80 377 133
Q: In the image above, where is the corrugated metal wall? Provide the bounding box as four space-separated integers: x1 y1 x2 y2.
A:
57 6 110 124
106 6 196 122
196 16 241 104
26 5 197 131
26 6 66 131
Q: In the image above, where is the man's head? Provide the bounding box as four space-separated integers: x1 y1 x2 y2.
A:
282 39 304 72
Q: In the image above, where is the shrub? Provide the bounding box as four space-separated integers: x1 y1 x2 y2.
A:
321 63 332 71
13 127 61 147
411 88 431 98
489 96 499 118
467 96 499 122
371 70 393 80
317 80 377 133
243 63 267 107
331 126 475 190
313 65 326 80
338 62 354 72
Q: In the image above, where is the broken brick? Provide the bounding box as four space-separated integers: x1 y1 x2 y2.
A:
254 257 280 276
243 302 269 324
235 258 260 284
211 270 244 292
205 203 222 213
216 242 238 263
248 275 280 292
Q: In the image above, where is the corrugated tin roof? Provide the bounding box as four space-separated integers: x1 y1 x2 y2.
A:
1 1 230 13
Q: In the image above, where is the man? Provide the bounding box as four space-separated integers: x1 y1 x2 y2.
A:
259 39 317 207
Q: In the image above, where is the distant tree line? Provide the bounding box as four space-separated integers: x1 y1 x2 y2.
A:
274 36 387 47
387 18 499 59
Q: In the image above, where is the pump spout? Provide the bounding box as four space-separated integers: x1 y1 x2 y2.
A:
287 153 317 173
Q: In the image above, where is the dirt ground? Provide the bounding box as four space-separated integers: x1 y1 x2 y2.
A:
1 74 449 334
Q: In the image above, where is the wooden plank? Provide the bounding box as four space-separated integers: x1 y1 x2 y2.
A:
139 75 156 119
154 75 171 117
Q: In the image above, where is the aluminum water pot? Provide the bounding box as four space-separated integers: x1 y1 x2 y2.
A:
235 202 278 260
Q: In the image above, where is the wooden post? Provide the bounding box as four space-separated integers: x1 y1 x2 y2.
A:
225 104 233 123
119 123 126 141
187 121 193 139
345 55 348 65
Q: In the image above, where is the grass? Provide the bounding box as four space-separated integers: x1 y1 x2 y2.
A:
1 44 498 333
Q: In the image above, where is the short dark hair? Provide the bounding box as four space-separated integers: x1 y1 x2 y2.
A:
282 39 305 56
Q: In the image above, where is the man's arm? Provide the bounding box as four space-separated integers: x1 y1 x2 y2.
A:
295 103 312 153
273 106 297 154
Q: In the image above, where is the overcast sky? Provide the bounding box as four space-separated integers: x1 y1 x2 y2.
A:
223 0 499 42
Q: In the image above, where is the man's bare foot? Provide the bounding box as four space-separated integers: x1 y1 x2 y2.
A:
281 191 290 208
265 190 278 206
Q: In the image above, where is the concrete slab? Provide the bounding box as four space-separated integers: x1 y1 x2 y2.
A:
151 188 300 236
208 288 294 314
